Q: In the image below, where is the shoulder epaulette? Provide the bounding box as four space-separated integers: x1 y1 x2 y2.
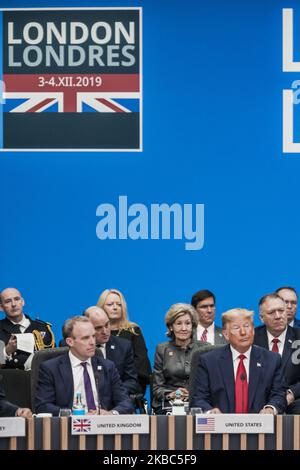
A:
34 317 53 327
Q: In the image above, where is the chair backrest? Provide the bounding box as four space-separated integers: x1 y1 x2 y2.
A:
189 344 222 396
31 347 69 412
0 369 32 408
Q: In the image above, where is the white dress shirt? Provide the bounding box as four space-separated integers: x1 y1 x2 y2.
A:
99 344 106 359
69 351 99 409
230 346 251 380
266 329 287 356
196 323 215 345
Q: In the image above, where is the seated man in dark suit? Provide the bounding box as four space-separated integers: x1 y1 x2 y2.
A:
190 308 287 414
275 287 300 328
84 306 140 394
0 381 32 417
35 316 134 416
255 293 300 414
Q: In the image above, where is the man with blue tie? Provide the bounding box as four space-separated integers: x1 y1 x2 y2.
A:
35 316 133 416
190 308 287 414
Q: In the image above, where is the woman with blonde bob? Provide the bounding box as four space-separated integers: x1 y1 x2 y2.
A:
152 303 213 414
97 288 151 393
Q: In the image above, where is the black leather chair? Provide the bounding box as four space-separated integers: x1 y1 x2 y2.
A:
189 344 222 397
30 347 69 412
0 369 32 408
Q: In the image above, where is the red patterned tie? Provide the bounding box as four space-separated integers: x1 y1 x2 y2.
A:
235 354 248 413
200 329 208 342
271 338 280 353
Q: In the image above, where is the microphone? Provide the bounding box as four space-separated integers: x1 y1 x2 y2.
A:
240 373 246 413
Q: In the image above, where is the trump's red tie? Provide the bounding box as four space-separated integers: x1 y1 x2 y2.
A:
271 338 280 353
235 354 248 413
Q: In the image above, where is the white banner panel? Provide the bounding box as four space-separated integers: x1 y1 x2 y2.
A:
195 414 274 434
71 414 149 435
0 417 26 437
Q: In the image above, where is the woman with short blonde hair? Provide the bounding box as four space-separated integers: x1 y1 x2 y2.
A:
152 303 213 414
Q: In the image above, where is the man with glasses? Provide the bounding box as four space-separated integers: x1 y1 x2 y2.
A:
254 293 300 414
275 287 300 328
191 289 227 345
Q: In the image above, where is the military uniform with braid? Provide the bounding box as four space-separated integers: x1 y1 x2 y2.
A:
0 314 55 369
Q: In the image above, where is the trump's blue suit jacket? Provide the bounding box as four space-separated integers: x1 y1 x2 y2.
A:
190 344 287 414
35 354 134 416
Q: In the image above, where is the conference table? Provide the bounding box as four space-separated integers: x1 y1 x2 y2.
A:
1 415 300 451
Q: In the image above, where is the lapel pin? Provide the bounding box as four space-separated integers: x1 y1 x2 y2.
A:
111 345 115 349
97 366 102 370
288 339 293 344
257 362 261 367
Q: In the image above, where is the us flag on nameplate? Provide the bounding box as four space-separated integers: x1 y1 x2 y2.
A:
0 7 142 151
196 417 215 432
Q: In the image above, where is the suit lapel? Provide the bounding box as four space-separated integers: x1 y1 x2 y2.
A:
219 346 235 412
105 337 116 361
58 355 74 406
281 326 295 369
248 347 262 410
91 356 105 407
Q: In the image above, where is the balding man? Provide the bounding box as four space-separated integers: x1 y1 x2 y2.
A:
0 288 55 370
276 287 300 328
84 306 140 395
190 308 287 414
254 293 300 414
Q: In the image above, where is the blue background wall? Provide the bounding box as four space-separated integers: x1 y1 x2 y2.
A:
1 0 300 367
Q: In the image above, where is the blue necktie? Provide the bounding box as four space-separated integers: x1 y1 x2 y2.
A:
81 362 96 410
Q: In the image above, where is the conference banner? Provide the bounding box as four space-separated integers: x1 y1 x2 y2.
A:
0 7 141 150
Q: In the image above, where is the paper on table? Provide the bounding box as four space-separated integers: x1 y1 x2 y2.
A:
15 333 35 353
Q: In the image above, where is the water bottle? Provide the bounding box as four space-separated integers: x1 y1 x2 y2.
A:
72 392 86 415
171 389 186 416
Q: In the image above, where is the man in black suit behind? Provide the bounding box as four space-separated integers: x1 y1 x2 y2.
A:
254 293 300 414
84 306 140 394
275 287 300 328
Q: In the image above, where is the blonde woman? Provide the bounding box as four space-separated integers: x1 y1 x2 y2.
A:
97 289 151 393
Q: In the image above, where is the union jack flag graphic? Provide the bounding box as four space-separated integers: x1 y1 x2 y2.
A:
196 417 215 432
3 92 140 114
72 418 92 434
